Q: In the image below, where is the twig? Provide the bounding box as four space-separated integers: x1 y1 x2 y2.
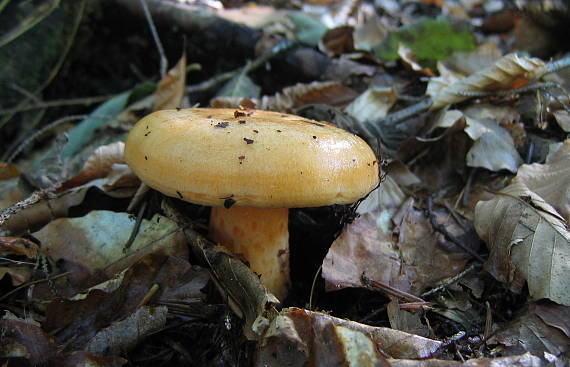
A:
0 271 70 302
421 262 479 298
123 199 148 253
426 197 486 263
361 274 425 303
4 114 112 163
0 94 115 116
139 0 168 77
456 81 559 98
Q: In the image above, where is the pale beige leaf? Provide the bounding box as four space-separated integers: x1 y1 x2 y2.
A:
153 54 187 111
464 117 522 173
344 86 397 122
474 181 570 305
514 139 570 221
255 307 442 366
428 53 546 110
553 110 570 132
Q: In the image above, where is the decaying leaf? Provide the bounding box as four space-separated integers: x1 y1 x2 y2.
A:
464 116 523 173
323 198 475 296
474 181 570 306
85 305 168 355
44 254 207 351
514 139 570 221
345 86 397 122
428 53 547 110
32 211 188 296
0 318 58 365
387 353 542 366
59 141 138 191
211 81 357 112
153 54 187 111
493 302 570 363
217 69 261 99
255 307 442 366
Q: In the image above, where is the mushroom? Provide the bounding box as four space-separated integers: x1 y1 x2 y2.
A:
124 108 379 300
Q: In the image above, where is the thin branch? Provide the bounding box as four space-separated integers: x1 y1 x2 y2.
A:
139 0 168 77
0 94 115 116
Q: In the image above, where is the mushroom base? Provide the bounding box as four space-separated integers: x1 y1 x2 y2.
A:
209 206 290 300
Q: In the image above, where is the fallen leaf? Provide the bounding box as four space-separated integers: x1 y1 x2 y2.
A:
323 198 475 295
344 86 397 122
216 70 261 99
54 351 127 367
0 318 58 365
514 139 570 221
388 353 542 366
85 305 168 355
44 254 208 350
474 181 570 306
153 53 187 111
398 43 434 76
374 16 476 69
493 302 570 363
254 307 442 367
464 116 523 173
428 53 547 110
212 81 357 112
32 211 188 296
319 25 354 57
0 162 20 180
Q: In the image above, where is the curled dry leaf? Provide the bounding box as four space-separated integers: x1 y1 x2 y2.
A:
474 181 570 306
211 81 358 112
428 53 547 110
514 139 570 221
0 318 58 365
255 307 442 366
60 141 135 191
153 53 187 111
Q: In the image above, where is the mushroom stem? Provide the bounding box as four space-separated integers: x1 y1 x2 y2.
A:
209 206 290 300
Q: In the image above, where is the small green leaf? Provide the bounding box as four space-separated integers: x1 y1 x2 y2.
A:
374 17 476 69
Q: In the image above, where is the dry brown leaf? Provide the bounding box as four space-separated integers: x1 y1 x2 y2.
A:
493 302 570 363
44 255 206 351
211 81 357 112
0 318 58 365
474 181 570 306
255 307 442 366
0 161 20 180
514 139 570 221
153 53 187 111
60 141 131 190
388 353 542 366
0 236 39 258
428 53 547 110
323 199 475 295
